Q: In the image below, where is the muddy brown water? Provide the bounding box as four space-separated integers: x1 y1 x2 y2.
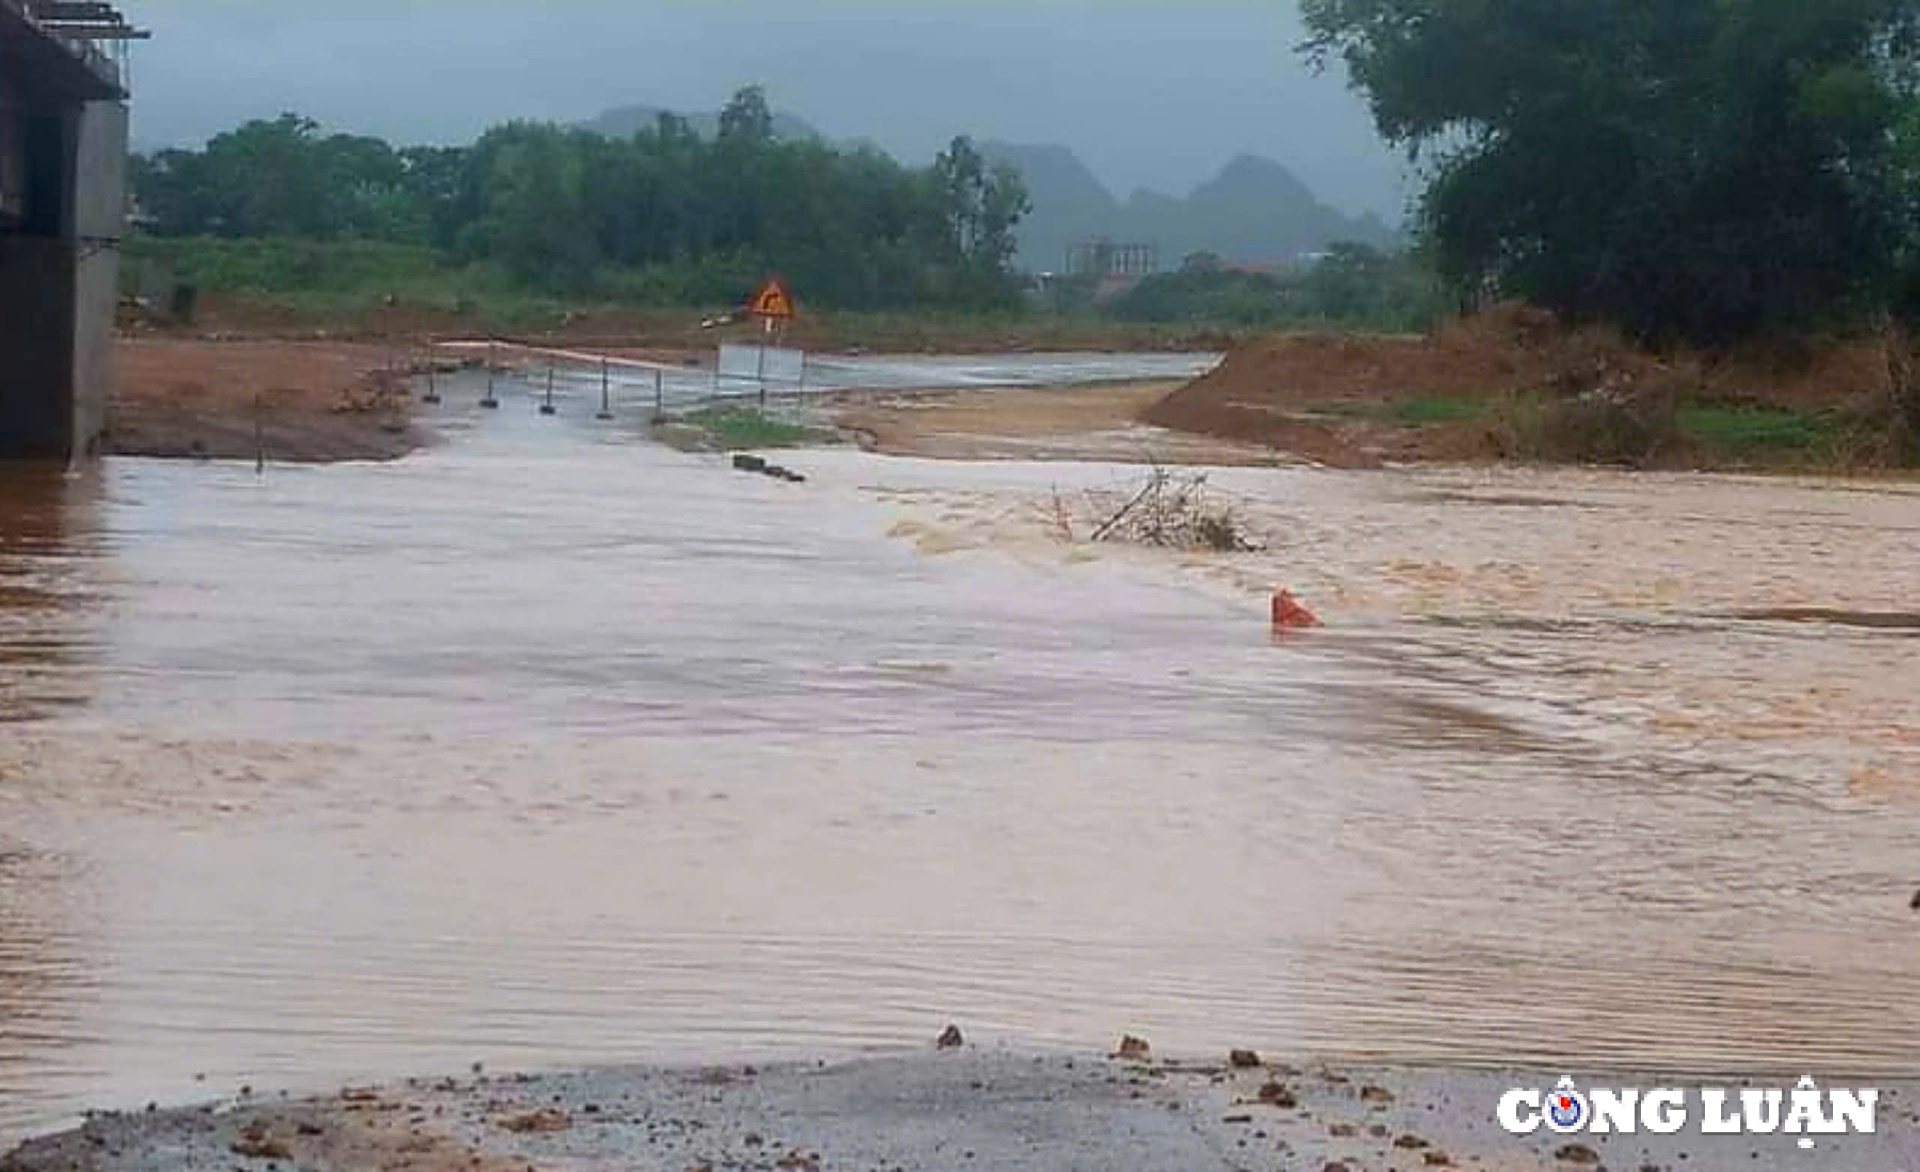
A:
4 372 1920 1141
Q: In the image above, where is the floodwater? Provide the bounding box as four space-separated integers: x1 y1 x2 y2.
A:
5 367 1920 1141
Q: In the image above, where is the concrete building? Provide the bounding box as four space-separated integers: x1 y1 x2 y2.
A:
1065 237 1159 281
0 0 141 462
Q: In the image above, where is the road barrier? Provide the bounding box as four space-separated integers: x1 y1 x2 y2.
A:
716 343 806 404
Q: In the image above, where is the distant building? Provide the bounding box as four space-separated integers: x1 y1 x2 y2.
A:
1065 237 1158 280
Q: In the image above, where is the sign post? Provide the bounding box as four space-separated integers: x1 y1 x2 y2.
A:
746 276 797 403
747 276 796 326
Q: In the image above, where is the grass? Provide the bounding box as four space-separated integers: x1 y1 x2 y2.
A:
1674 405 1845 456
139 288 1246 354
1303 396 1491 425
1302 400 1379 421
659 406 837 451
123 235 1248 352
1454 392 1874 468
1392 396 1491 425
125 236 588 332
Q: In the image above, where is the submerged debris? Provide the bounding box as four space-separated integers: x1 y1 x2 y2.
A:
230 1126 291 1160
1049 467 1262 552
1113 1035 1153 1061
1258 1081 1298 1108
497 1108 571 1134
731 453 807 483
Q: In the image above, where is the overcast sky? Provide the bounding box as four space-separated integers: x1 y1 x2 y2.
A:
125 0 1412 219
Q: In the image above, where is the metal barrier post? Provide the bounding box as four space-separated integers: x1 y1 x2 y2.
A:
480 340 500 409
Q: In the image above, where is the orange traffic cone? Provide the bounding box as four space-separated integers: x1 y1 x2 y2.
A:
1271 588 1320 631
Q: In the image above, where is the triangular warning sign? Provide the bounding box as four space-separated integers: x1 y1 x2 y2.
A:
748 276 796 319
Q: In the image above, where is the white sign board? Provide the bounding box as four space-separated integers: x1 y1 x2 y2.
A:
717 344 806 391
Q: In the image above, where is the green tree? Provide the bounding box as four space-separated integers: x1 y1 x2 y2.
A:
1302 0 1920 345
126 90 1034 314
398 145 479 252
460 122 597 286
717 84 775 145
931 135 1031 308
204 114 330 236
1300 241 1388 322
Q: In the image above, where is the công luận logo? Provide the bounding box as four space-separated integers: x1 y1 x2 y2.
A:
1499 1076 1876 1151
1544 1077 1588 1132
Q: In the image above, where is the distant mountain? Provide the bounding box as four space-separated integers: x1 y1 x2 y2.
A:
575 105 1397 271
579 104 824 142
977 143 1118 274
982 141 1399 273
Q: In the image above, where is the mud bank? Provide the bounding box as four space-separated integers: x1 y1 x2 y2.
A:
1142 307 1911 471
9 1052 1914 1172
107 338 428 462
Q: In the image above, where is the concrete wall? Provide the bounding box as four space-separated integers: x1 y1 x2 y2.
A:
0 73 23 223
0 232 76 454
0 94 126 462
70 99 126 459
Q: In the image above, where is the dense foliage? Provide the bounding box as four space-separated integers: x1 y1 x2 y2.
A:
1103 244 1445 331
1302 0 1920 345
131 87 1032 312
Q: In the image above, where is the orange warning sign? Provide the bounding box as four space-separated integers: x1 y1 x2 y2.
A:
748 276 796 320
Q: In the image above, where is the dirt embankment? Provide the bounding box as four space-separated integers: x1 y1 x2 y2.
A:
108 339 428 463
1143 305 1907 470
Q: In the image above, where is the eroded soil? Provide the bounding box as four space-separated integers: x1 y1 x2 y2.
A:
108 338 428 462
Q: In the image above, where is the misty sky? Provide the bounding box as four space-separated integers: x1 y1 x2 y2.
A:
126 0 1413 219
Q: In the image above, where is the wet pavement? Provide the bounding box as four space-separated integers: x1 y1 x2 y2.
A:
3 366 1919 1145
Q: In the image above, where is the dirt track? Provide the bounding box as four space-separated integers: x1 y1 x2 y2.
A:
108 338 427 462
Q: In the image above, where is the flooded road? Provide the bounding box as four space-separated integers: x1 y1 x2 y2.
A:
447 343 1222 410
5 376 1920 1140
